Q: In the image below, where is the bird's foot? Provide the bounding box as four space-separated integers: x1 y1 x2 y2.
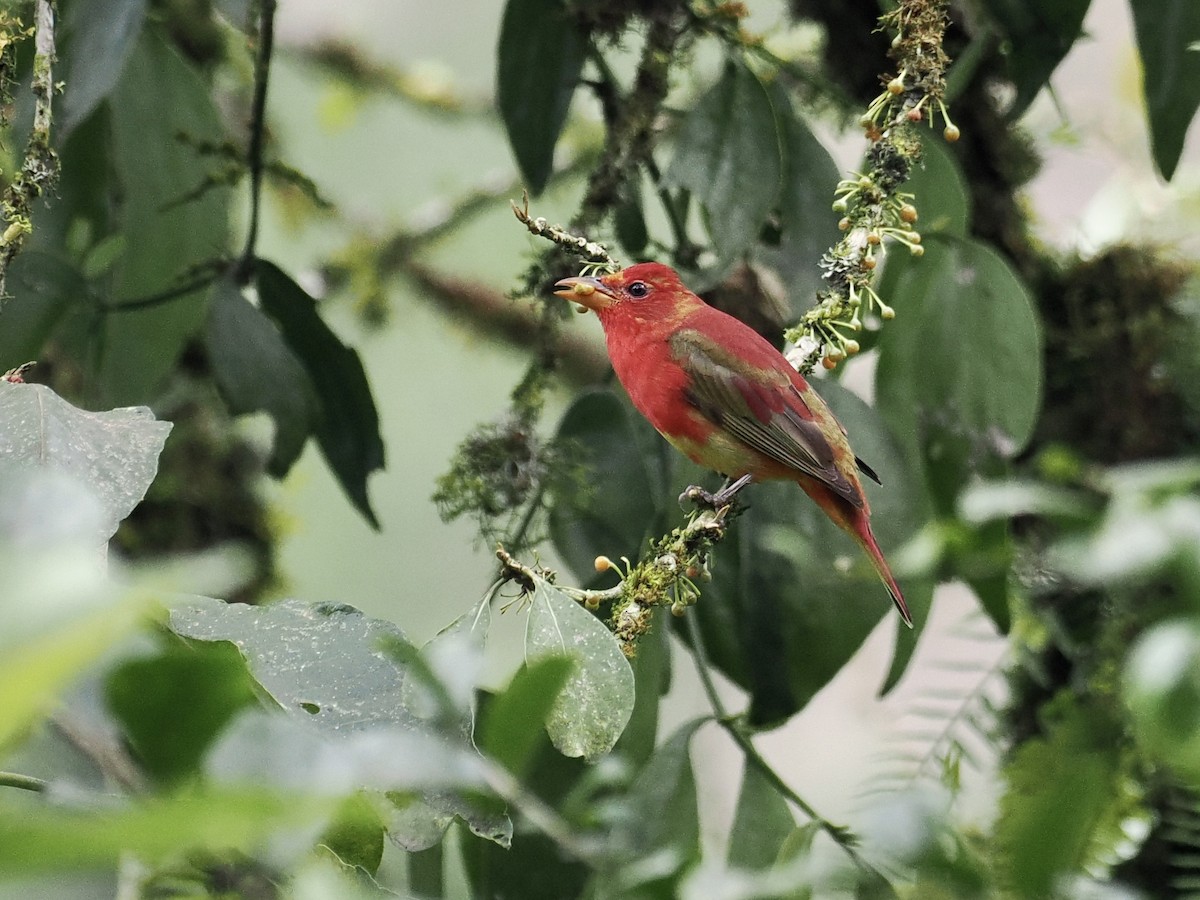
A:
678 475 753 511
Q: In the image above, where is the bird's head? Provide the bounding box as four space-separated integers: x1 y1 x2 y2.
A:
553 262 698 322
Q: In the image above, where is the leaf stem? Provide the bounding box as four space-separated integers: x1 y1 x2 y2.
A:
237 0 277 282
103 273 220 313
684 612 886 881
0 770 47 792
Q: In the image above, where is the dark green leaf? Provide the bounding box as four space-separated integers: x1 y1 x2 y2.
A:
875 236 1043 477
692 382 932 724
610 719 704 883
496 0 585 194
615 178 650 257
59 0 148 138
318 793 386 876
996 696 1122 896
254 260 385 528
1131 0 1200 179
103 28 230 404
479 656 574 778
204 277 318 476
612 618 669 766
525 580 635 760
903 134 971 238
989 0 1092 116
0 253 87 368
758 84 840 305
728 761 795 869
549 389 669 585
666 60 783 260
105 638 259 785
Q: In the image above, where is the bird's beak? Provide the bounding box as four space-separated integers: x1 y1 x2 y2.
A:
553 276 615 312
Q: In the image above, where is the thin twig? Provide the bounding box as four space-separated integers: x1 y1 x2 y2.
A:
237 0 277 281
103 272 220 313
684 612 888 882
0 770 48 792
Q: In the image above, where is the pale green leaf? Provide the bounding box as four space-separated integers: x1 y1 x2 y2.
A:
525 580 635 760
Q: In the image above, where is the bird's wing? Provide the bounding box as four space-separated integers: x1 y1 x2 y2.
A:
670 331 863 507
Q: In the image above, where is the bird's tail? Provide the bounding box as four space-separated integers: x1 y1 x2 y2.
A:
855 523 912 628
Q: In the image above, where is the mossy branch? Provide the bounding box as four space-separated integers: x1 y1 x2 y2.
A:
0 0 59 302
785 0 956 374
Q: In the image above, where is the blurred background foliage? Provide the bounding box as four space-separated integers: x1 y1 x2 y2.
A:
0 0 1199 897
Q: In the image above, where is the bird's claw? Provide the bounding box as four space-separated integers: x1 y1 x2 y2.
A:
678 484 719 510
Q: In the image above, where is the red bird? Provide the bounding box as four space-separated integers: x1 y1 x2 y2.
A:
554 262 911 627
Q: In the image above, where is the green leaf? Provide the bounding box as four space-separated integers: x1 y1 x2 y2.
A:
758 84 840 305
989 0 1092 116
876 236 1043 477
254 260 385 527
612 618 669 766
1126 620 1200 784
104 637 260 786
692 382 932 724
609 719 704 885
0 789 335 876
1131 0 1200 179
171 598 510 848
170 597 417 731
0 253 88 368
496 0 585 194
479 656 574 778
103 28 230 404
525 579 635 760
666 59 783 260
59 0 148 138
728 761 796 870
902 133 971 238
0 381 171 546
204 276 318 477
996 696 1122 896
549 389 669 584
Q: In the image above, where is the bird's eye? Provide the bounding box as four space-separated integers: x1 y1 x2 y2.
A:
627 281 650 299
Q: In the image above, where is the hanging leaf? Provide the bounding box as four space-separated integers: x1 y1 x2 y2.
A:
204 276 318 477
496 0 585 194
103 28 230 404
105 637 260 786
59 0 149 138
525 579 635 760
254 260 385 528
875 236 1043 481
478 656 575 778
757 84 840 305
0 253 89 369
1130 0 1200 180
666 59 783 261
727 761 796 870
989 0 1092 117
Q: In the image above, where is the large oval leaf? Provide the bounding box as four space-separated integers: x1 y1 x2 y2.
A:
1131 0 1200 180
496 0 585 194
875 235 1043 474
666 59 783 261
524 579 635 760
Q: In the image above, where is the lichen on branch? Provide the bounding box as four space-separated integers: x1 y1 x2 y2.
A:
0 0 59 301
785 0 956 374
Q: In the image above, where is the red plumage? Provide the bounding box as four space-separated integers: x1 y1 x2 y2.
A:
554 262 911 627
